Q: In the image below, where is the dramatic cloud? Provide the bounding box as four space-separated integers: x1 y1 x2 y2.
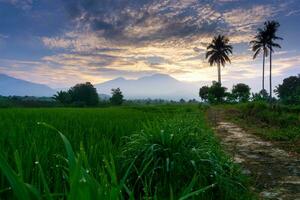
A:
0 0 33 10
0 0 299 91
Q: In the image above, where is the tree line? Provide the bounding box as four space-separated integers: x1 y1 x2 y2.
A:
53 82 124 106
199 75 300 104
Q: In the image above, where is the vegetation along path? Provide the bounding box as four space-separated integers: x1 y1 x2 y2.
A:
208 110 300 200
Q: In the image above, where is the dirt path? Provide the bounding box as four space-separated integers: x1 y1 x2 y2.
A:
210 114 300 199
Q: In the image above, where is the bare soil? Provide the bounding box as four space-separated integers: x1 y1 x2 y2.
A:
208 109 300 200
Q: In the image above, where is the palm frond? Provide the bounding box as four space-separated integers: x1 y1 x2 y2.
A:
253 49 261 59
205 35 232 67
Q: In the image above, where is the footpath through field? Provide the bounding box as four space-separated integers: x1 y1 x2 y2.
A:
208 109 300 200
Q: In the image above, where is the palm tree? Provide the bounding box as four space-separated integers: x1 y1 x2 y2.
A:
264 21 282 98
250 28 268 91
206 35 233 84
53 90 71 105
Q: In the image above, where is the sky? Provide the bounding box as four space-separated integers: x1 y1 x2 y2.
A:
0 0 299 92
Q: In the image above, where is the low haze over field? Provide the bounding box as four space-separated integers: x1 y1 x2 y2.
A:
0 0 299 94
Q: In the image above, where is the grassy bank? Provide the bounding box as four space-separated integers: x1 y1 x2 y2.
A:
215 102 300 153
0 105 255 199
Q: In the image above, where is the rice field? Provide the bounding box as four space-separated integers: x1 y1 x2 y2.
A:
0 105 255 199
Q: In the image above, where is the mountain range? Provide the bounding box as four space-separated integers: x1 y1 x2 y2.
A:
0 73 203 100
94 74 200 100
0 74 56 97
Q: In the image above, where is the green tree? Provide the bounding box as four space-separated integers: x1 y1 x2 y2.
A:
231 83 251 103
53 91 72 105
199 86 209 102
206 35 233 84
110 88 124 105
275 75 300 104
208 81 227 104
250 28 268 91
68 82 99 106
264 21 283 98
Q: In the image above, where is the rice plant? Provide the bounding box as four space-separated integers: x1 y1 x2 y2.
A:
0 105 256 199
120 115 254 199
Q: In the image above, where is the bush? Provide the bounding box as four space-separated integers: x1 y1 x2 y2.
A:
238 102 300 140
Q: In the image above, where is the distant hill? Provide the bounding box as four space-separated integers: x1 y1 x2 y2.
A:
99 93 110 101
0 74 55 97
0 73 205 100
95 73 201 100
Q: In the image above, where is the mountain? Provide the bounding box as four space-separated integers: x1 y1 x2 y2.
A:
0 74 56 97
0 73 205 100
99 93 110 100
95 73 202 100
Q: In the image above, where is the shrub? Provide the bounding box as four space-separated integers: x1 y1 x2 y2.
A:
238 102 300 140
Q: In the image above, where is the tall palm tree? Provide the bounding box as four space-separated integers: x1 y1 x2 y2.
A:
264 21 282 98
250 28 268 91
206 35 233 84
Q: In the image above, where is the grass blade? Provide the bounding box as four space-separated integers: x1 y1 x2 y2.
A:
0 152 30 200
37 122 76 170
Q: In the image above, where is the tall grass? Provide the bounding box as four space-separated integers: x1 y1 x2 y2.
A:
238 102 300 141
0 105 255 199
120 115 253 199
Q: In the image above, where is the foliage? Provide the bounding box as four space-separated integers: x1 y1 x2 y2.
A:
251 89 269 102
121 115 253 199
275 75 300 104
250 27 269 60
231 83 251 103
68 82 99 106
237 102 300 141
208 82 227 104
206 35 233 84
53 91 72 105
250 26 268 91
110 88 124 105
199 82 228 104
264 20 282 98
225 92 236 104
264 21 282 52
179 98 186 103
0 96 59 108
199 86 210 102
0 106 255 199
206 35 233 67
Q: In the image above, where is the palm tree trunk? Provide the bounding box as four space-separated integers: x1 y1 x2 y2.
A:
269 51 272 99
262 51 265 91
218 62 221 84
